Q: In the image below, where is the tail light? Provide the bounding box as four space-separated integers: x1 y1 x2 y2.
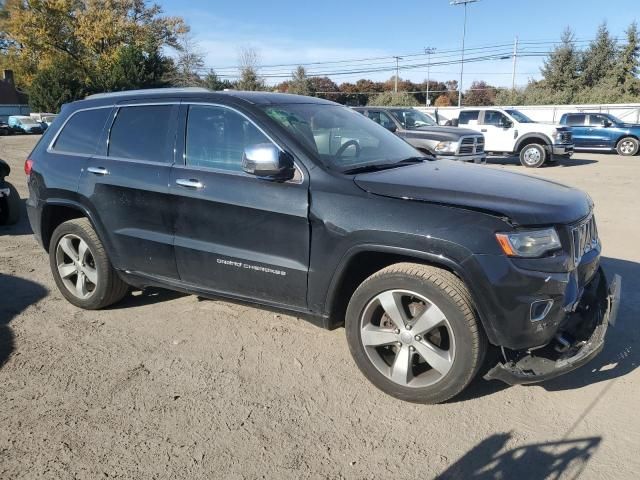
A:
24 158 33 176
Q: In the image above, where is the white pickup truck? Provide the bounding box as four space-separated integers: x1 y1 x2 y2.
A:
456 108 574 168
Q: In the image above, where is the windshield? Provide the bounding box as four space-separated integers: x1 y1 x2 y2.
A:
505 109 534 123
262 104 421 172
389 109 437 129
604 113 623 124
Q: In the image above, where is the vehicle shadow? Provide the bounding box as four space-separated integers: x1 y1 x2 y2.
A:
435 432 601 479
0 274 48 368
487 155 598 168
0 198 33 236
106 287 187 310
452 256 638 401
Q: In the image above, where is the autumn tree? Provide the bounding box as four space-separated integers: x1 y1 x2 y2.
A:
167 33 204 87
463 81 497 106
0 0 186 110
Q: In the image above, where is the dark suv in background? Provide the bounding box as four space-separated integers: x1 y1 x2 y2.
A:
559 112 640 156
353 106 486 163
26 89 620 403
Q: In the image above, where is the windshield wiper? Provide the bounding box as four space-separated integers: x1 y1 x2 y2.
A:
342 156 429 175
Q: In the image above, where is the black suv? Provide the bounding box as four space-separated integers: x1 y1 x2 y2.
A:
26 89 620 403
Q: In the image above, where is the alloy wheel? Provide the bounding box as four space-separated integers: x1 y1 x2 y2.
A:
55 234 98 299
619 140 636 155
523 146 541 165
359 289 456 388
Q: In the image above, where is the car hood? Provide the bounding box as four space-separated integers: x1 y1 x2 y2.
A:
353 161 592 225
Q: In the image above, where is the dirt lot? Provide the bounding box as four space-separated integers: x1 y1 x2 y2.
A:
1 134 639 479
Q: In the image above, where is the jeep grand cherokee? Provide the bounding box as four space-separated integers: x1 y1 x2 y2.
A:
25 89 620 403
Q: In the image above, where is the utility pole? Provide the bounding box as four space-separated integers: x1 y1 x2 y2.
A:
511 36 519 91
424 47 436 106
450 0 479 107
393 56 402 92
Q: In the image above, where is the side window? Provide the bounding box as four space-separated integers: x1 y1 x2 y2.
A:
458 110 479 125
483 110 509 126
588 114 608 126
367 111 395 129
52 108 111 155
185 105 271 172
564 114 585 126
108 105 174 162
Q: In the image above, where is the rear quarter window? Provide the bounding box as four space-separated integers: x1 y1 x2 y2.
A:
51 108 112 155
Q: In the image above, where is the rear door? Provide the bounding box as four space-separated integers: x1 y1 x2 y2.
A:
564 114 589 147
479 110 515 152
77 101 180 279
170 103 310 308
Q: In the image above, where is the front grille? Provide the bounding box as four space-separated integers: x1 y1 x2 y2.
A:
572 215 599 263
457 136 484 155
558 131 572 144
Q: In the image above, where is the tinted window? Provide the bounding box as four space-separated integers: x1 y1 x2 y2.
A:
588 114 610 126
483 110 509 126
458 110 479 125
185 105 270 172
53 108 111 155
565 114 586 126
367 111 396 129
108 105 174 162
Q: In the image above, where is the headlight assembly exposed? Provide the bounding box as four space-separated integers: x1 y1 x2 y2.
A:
495 228 561 257
434 141 456 153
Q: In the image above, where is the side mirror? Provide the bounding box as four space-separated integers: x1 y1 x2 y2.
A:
242 143 295 181
384 123 397 133
500 119 513 129
602 120 612 128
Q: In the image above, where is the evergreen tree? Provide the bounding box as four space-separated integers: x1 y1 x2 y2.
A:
540 28 580 92
201 70 234 91
580 22 617 88
614 21 640 95
237 47 265 91
288 66 314 96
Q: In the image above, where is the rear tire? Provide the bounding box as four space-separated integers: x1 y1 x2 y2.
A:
616 137 639 156
345 263 486 404
519 143 546 168
49 218 129 309
0 182 20 225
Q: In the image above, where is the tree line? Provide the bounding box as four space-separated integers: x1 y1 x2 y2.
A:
0 1 638 112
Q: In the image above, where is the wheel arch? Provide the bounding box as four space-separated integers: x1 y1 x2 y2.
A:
40 199 107 254
324 244 495 343
615 133 639 144
515 133 552 152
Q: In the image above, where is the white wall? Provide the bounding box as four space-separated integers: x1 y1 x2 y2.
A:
416 104 640 125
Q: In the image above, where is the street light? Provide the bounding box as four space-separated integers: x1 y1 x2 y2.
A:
424 47 436 106
450 0 479 107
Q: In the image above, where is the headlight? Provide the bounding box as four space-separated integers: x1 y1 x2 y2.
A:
434 141 456 153
495 228 561 257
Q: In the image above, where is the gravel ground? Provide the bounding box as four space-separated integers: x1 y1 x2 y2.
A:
1 134 639 479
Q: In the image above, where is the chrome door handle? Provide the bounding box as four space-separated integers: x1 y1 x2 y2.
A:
87 167 109 175
176 178 204 189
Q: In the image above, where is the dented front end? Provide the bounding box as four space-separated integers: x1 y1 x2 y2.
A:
484 268 621 385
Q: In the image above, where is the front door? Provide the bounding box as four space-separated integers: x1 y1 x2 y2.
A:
479 110 516 152
170 103 310 308
587 114 616 148
78 103 180 279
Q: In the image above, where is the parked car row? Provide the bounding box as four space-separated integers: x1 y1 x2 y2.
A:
1 113 57 135
559 112 640 156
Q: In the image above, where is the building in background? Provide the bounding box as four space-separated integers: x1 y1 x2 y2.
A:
0 70 30 122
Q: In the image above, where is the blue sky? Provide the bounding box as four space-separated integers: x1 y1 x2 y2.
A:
160 0 638 88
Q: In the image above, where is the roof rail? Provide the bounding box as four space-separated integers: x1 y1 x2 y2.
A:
85 87 211 100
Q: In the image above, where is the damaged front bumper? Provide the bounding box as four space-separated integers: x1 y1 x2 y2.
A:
484 268 621 385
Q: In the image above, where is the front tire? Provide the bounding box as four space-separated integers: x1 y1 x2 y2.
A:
49 218 129 309
345 263 486 404
616 137 639 156
519 143 546 168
